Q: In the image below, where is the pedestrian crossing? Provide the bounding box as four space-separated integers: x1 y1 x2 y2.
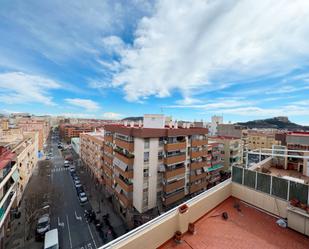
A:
51 167 70 173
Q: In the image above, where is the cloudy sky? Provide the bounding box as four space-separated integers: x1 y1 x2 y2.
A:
1 0 309 124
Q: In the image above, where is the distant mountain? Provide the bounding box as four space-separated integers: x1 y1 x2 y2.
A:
122 116 143 122
237 116 309 131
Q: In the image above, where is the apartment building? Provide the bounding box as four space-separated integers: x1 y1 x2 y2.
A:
247 130 280 150
59 124 96 142
0 147 19 249
101 115 217 219
210 136 243 169
80 132 104 184
0 128 23 144
17 118 50 152
11 132 39 204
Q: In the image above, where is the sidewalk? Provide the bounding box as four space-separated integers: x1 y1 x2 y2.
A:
5 160 49 249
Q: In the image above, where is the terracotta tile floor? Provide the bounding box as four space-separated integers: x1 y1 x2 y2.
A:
159 197 309 249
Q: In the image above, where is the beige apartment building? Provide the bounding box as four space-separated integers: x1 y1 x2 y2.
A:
210 136 243 169
12 132 39 204
246 130 280 150
80 132 104 184
17 118 50 152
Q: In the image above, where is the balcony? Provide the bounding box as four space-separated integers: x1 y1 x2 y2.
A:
164 154 186 165
192 139 207 147
104 145 113 154
191 150 207 158
115 165 133 179
115 138 134 152
164 142 186 151
190 182 207 194
103 154 113 165
115 191 132 208
190 172 208 182
164 166 185 179
115 176 133 192
114 151 134 166
0 188 17 227
104 134 113 143
162 189 185 206
163 179 185 192
190 161 207 170
105 178 113 188
103 164 113 177
0 163 17 189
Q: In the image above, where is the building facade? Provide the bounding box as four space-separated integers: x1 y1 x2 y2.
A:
80 132 104 183
0 147 19 249
12 132 39 204
210 137 243 169
247 131 280 150
17 118 50 152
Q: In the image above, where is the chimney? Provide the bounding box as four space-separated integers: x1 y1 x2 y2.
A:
130 121 134 128
124 121 128 126
174 121 178 129
138 120 142 128
169 121 173 128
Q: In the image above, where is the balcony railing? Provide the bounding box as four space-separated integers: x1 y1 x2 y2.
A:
0 164 17 190
114 150 134 166
114 165 133 179
191 150 207 158
190 161 207 170
0 190 16 228
115 138 134 152
190 182 207 194
191 139 207 147
163 179 185 192
115 176 133 192
164 154 186 165
162 189 185 206
115 191 132 208
164 166 185 179
164 142 186 151
104 134 113 143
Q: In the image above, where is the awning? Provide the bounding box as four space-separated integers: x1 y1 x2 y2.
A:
203 167 208 173
12 169 19 183
113 158 128 171
208 164 223 172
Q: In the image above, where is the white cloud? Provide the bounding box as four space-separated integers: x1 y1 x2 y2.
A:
102 112 123 119
107 0 309 101
65 98 100 111
0 72 60 105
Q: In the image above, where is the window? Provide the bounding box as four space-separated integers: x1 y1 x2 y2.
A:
144 138 150 149
144 152 149 163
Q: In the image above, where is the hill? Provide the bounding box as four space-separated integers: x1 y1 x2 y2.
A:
237 116 309 131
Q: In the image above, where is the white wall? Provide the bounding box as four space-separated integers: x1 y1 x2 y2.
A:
148 138 159 209
133 138 145 213
143 114 165 128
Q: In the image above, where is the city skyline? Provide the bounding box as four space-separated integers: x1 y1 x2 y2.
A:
1 1 309 124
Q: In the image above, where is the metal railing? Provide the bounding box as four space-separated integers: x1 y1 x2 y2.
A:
232 165 309 204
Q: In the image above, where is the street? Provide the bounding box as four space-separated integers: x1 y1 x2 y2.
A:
49 137 101 249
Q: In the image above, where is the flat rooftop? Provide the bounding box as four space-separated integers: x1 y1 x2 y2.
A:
268 167 309 184
159 197 309 249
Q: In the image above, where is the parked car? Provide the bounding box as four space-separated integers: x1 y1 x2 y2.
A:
36 214 50 237
69 166 76 173
72 175 79 181
45 156 50 160
76 186 84 195
79 192 88 204
74 180 82 188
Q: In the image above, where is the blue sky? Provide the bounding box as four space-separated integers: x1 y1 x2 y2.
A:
1 0 309 124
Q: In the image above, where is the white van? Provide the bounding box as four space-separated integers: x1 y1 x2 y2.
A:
44 228 59 249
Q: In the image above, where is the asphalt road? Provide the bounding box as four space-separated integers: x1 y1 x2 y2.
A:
49 137 102 249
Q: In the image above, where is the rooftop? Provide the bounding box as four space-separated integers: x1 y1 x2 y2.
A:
160 197 309 249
